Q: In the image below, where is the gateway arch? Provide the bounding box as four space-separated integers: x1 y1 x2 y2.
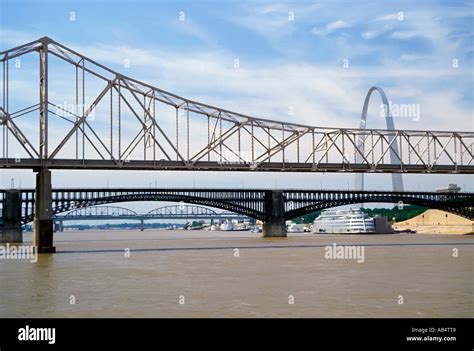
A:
355 87 404 191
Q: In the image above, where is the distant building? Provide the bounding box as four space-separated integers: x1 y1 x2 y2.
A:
435 183 461 193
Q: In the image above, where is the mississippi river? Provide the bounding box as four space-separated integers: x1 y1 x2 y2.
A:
0 230 472 317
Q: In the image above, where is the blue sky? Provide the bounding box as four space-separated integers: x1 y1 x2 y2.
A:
0 0 473 196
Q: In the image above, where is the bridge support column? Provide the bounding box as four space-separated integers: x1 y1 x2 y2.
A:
0 190 23 243
262 191 287 238
140 218 144 231
33 169 55 253
53 221 64 233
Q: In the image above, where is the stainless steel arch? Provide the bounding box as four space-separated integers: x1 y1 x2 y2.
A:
355 87 404 191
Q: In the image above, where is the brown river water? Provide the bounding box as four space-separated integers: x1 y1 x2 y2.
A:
0 230 472 317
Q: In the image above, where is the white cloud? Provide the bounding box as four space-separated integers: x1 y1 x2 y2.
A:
361 24 393 39
227 2 324 42
169 17 218 47
0 29 43 47
227 5 295 39
390 31 420 40
327 20 351 31
312 20 351 36
376 13 402 21
361 30 380 39
397 54 426 62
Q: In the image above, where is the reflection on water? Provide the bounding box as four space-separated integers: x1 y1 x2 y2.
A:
0 230 472 317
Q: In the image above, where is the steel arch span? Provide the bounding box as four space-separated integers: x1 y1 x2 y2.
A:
51 204 248 221
284 196 472 220
0 37 472 174
282 190 473 220
145 204 237 218
63 206 138 218
52 194 261 220
18 189 266 223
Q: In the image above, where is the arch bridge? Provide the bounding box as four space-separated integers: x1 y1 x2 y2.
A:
54 204 249 221
1 187 471 231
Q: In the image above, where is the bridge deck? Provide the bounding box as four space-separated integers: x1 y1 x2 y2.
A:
1 159 471 173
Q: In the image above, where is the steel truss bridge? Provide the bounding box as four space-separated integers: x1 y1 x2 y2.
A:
1 37 473 250
0 37 473 174
0 188 470 223
52 204 250 222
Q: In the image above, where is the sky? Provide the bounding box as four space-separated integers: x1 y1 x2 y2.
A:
0 0 473 206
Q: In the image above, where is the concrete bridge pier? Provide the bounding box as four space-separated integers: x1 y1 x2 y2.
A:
0 190 23 243
140 218 144 231
262 190 287 237
33 168 55 253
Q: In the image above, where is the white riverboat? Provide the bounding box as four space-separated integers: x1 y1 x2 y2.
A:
220 221 234 231
287 223 305 233
312 208 375 234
